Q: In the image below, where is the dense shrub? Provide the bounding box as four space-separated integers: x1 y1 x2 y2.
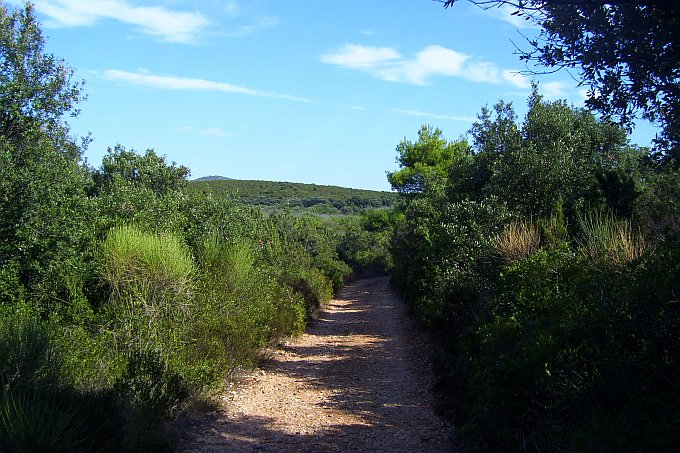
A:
337 210 397 277
0 133 93 306
1 4 356 449
187 235 299 388
388 90 680 451
0 306 122 451
114 349 189 422
99 225 194 361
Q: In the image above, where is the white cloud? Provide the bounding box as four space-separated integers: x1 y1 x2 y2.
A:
502 69 531 89
179 126 231 138
30 0 211 43
225 16 278 37
480 3 538 30
102 69 313 102
322 43 521 86
321 44 402 71
399 46 469 85
390 109 475 123
350 105 368 111
541 81 568 99
465 61 501 84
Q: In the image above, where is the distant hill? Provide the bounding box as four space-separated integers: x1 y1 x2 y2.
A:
188 179 398 214
193 175 233 181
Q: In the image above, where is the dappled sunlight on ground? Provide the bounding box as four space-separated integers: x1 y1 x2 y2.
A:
177 277 453 452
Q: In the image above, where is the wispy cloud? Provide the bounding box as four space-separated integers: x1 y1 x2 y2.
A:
321 43 527 87
102 69 313 102
322 44 402 72
29 0 210 43
502 69 531 89
390 109 476 123
478 3 538 30
179 126 232 138
225 16 278 37
350 105 368 111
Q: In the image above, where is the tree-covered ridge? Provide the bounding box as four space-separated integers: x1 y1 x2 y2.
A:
189 178 397 214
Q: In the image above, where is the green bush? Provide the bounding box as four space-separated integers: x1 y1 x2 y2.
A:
114 349 188 422
0 306 121 452
268 284 306 340
101 225 194 311
186 235 276 387
460 231 678 452
99 225 194 360
0 4 366 449
388 104 677 451
337 212 396 278
279 267 333 321
0 306 62 392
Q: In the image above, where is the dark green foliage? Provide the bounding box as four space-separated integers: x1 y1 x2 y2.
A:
470 88 632 221
634 168 680 241
337 210 398 277
444 0 680 165
463 237 679 452
0 3 359 449
389 91 679 451
93 145 190 197
0 2 84 142
0 307 122 452
0 134 92 305
114 349 189 422
90 145 190 234
1 2 92 306
0 306 62 392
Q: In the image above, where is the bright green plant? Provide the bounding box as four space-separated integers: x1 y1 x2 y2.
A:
186 235 283 389
388 124 470 196
101 225 194 325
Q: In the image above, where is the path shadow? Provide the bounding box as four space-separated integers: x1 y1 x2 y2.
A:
180 277 454 452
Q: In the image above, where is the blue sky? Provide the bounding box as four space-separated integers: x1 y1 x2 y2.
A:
13 0 658 191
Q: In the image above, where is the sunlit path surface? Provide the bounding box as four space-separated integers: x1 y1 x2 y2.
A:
179 277 454 452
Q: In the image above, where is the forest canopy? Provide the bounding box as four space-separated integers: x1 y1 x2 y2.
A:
443 0 680 165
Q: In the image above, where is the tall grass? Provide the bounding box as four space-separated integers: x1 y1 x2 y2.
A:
0 307 61 391
577 210 649 266
492 220 541 263
102 225 194 319
99 225 197 437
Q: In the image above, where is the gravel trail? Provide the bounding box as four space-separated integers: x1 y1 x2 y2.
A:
179 277 454 452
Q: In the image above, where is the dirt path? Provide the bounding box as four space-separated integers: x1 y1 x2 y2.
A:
178 277 454 452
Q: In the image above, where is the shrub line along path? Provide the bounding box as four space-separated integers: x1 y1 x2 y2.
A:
179 277 454 452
